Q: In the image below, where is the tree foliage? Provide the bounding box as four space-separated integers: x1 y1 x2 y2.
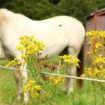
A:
56 0 98 23
0 0 105 24
0 0 57 19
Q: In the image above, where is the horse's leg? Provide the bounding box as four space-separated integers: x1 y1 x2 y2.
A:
21 63 29 103
63 47 80 94
13 68 23 100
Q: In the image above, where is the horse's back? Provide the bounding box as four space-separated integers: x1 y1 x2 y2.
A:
40 16 85 50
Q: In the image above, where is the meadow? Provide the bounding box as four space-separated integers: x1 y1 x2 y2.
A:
0 59 104 105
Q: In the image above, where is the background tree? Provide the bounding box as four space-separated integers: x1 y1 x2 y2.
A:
0 0 57 19
0 0 104 24
56 0 98 23
97 0 105 9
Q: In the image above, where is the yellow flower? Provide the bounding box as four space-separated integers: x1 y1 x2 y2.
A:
23 80 42 98
95 42 103 49
81 74 85 77
60 54 80 66
34 85 42 90
6 58 22 67
87 71 93 77
49 76 63 86
17 36 45 61
93 54 105 65
93 67 100 76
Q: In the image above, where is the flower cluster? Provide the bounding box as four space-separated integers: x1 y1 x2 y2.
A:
86 31 105 38
23 80 42 98
60 54 80 66
6 58 22 67
49 76 63 86
93 54 105 65
83 31 105 80
84 67 101 78
17 36 45 60
86 31 105 53
6 35 45 66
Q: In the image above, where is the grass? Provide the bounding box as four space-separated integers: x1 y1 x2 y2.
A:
0 59 16 105
0 59 105 105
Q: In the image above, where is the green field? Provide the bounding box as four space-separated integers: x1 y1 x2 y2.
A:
0 59 105 105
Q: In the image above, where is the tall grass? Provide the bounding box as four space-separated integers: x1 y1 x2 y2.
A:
0 59 104 105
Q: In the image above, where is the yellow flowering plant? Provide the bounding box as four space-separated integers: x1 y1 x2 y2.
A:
6 36 49 103
84 31 105 80
6 35 80 104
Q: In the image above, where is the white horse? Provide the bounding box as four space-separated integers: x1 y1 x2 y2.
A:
0 8 85 102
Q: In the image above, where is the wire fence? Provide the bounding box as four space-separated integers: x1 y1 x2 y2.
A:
0 65 105 83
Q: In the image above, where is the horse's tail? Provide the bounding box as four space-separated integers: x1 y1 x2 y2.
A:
77 43 84 88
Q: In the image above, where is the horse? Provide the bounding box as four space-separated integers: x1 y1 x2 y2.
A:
0 8 85 102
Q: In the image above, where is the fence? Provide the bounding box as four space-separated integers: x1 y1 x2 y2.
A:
0 65 105 105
